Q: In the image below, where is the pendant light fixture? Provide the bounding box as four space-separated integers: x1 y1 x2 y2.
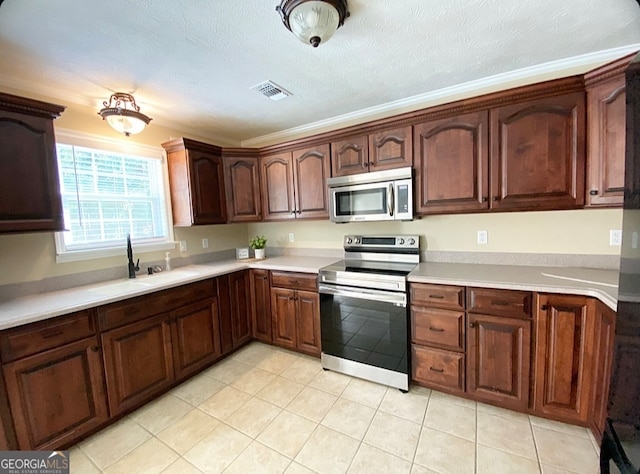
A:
98 92 152 137
276 0 349 48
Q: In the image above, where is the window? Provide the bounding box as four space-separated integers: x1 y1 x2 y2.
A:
54 131 174 262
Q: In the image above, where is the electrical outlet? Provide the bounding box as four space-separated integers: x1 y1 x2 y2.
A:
179 240 187 252
288 232 295 243
610 230 622 246
202 238 209 249
477 230 488 245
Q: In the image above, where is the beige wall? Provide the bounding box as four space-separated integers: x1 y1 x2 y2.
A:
248 209 624 255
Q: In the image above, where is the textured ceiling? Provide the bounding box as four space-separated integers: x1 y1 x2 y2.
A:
0 0 639 145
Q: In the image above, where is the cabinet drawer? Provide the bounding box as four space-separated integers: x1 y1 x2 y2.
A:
411 307 464 351
0 310 95 362
271 271 317 291
467 287 532 319
410 283 465 310
98 279 215 330
412 345 464 392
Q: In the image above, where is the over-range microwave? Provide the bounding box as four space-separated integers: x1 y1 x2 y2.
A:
327 167 413 223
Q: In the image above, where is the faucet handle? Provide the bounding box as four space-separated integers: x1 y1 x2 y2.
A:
135 259 140 271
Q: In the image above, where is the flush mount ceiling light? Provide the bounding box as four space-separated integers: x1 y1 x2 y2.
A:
98 92 152 137
276 0 349 48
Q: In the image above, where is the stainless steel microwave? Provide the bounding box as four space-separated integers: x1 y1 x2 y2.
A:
327 167 413 223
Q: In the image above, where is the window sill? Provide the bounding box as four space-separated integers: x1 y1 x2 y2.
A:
56 241 177 263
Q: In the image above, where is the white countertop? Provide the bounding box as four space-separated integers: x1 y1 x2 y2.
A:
0 256 340 331
408 262 618 311
0 257 619 331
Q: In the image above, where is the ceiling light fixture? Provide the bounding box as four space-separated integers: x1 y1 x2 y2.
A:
98 92 152 137
276 0 349 48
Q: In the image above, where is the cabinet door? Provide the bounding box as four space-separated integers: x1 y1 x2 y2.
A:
271 287 297 349
102 314 174 416
590 303 616 439
292 144 331 219
250 269 272 342
3 337 108 450
296 290 321 357
331 135 369 177
229 270 252 348
467 313 531 411
534 294 595 423
171 298 221 381
187 150 227 225
224 155 262 222
260 152 295 220
0 109 64 233
217 274 234 354
368 126 413 172
587 76 626 206
414 111 489 214
490 92 586 210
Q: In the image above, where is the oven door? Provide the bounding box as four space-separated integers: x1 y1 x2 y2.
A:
319 283 409 378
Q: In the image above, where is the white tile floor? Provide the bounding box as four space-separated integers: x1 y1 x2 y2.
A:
70 342 601 474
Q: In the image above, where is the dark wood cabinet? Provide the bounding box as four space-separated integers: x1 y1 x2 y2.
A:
534 294 595 424
217 271 252 354
590 302 616 439
585 56 630 207
260 144 330 220
295 290 321 356
331 126 412 177
467 313 531 411
0 371 15 450
223 151 262 222
171 298 221 381
490 92 586 210
102 314 174 416
0 93 66 233
412 345 465 393
3 337 108 449
250 269 272 342
414 111 489 214
271 287 297 349
162 138 227 226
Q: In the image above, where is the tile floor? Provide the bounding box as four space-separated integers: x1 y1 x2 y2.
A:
70 342 602 474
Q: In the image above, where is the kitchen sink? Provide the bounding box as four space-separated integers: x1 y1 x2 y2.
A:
136 269 200 286
88 280 153 296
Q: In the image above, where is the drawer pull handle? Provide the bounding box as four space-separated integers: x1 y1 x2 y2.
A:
491 300 510 306
124 307 140 315
429 367 444 373
41 330 63 339
429 327 445 332
428 294 445 299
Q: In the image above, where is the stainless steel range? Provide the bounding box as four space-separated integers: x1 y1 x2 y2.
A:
319 234 419 391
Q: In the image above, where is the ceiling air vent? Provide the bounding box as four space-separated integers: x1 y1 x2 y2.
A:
250 80 292 101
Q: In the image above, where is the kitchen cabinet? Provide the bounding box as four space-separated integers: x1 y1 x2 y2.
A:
250 269 272 343
217 270 252 354
490 92 586 211
585 56 630 207
331 126 412 177
162 137 227 226
0 309 107 450
260 144 330 220
0 92 66 233
270 271 321 356
534 294 595 424
223 150 262 222
0 371 16 450
414 111 489 214
589 302 616 439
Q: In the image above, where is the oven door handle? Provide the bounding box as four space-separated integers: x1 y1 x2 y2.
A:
318 284 406 306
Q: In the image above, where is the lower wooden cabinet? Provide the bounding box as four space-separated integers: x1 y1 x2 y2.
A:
411 344 465 393
271 287 297 349
590 302 616 438
250 269 272 342
534 294 596 424
296 290 321 356
467 313 531 411
3 337 108 449
218 271 252 353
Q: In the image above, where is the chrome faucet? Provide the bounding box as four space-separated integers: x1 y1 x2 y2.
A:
127 234 140 279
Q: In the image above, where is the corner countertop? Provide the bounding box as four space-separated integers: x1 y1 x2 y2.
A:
408 262 618 311
0 256 340 331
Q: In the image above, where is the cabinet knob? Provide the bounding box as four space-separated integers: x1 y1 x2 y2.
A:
589 190 598 196
492 196 498 201
362 163 368 168
482 197 488 202
291 210 296 215
540 304 548 311
296 210 301 214
91 346 99 352
469 322 476 328
165 319 171 325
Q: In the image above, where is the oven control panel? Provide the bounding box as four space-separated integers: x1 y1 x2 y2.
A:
344 235 419 249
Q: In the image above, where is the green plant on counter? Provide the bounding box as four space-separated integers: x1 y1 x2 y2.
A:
249 235 267 249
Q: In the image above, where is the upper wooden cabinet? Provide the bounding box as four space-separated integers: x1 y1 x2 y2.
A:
331 126 412 177
162 138 227 226
490 92 586 211
223 149 262 222
260 144 330 220
0 93 66 233
585 55 631 207
414 111 489 214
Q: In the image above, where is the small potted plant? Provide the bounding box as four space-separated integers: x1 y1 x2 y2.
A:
249 235 267 259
